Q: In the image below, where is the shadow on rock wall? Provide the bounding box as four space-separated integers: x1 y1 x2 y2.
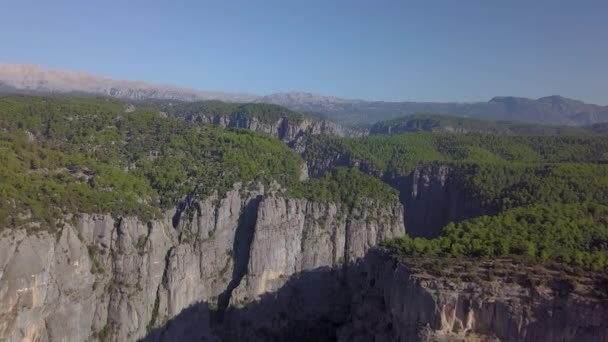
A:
141 263 368 342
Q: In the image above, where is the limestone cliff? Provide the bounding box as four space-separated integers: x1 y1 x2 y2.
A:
0 187 403 342
185 113 365 146
391 165 486 238
304 157 486 238
340 250 608 342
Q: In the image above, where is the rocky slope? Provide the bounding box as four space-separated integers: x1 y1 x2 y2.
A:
0 185 404 342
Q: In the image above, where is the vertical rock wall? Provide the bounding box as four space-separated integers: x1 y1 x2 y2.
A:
0 189 404 342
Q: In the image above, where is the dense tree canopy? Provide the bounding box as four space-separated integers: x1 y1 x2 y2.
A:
149 99 305 124
289 167 399 207
3 94 608 274
0 95 304 228
303 132 608 177
384 203 608 272
301 131 608 273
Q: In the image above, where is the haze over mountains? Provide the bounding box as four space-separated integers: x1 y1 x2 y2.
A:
2 63 608 126
0 64 258 103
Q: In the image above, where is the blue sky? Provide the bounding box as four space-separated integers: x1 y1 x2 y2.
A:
1 0 607 104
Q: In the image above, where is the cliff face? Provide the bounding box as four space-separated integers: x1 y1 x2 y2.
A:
0 214 172 342
393 165 486 238
305 158 486 238
340 250 608 342
186 113 365 145
231 197 404 301
0 187 404 342
218 198 404 342
2 195 606 342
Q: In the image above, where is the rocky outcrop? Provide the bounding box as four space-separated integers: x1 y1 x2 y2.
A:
0 187 403 342
238 195 403 283
339 250 608 342
0 213 176 342
185 112 365 145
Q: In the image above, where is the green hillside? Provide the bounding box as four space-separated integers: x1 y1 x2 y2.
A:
303 132 608 272
149 99 306 123
0 95 391 229
369 113 597 136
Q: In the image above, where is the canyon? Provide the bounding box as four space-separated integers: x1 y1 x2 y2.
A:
3 178 606 341
1 94 608 341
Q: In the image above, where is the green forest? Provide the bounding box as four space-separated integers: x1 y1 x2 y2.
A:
384 203 608 271
289 167 399 207
2 94 608 273
303 132 608 177
304 131 608 272
149 99 305 123
0 95 388 228
0 95 305 228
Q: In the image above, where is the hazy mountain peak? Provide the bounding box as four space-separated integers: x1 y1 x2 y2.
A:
258 91 349 105
0 63 259 102
489 96 532 103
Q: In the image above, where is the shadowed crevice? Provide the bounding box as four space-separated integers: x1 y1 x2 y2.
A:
216 195 263 321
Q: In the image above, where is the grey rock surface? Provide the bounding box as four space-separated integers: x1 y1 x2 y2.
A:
396 165 486 238
304 158 487 238
0 187 404 342
339 250 608 342
186 113 365 144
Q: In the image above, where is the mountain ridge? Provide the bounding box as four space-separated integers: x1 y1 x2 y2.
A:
0 63 259 102
2 63 607 126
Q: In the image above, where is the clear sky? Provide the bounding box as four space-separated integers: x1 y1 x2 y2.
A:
1 0 607 104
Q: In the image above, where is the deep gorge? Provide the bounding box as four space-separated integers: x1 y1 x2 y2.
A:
3 183 606 342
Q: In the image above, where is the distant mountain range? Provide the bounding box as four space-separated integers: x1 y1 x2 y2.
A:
1 63 607 126
0 64 258 102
